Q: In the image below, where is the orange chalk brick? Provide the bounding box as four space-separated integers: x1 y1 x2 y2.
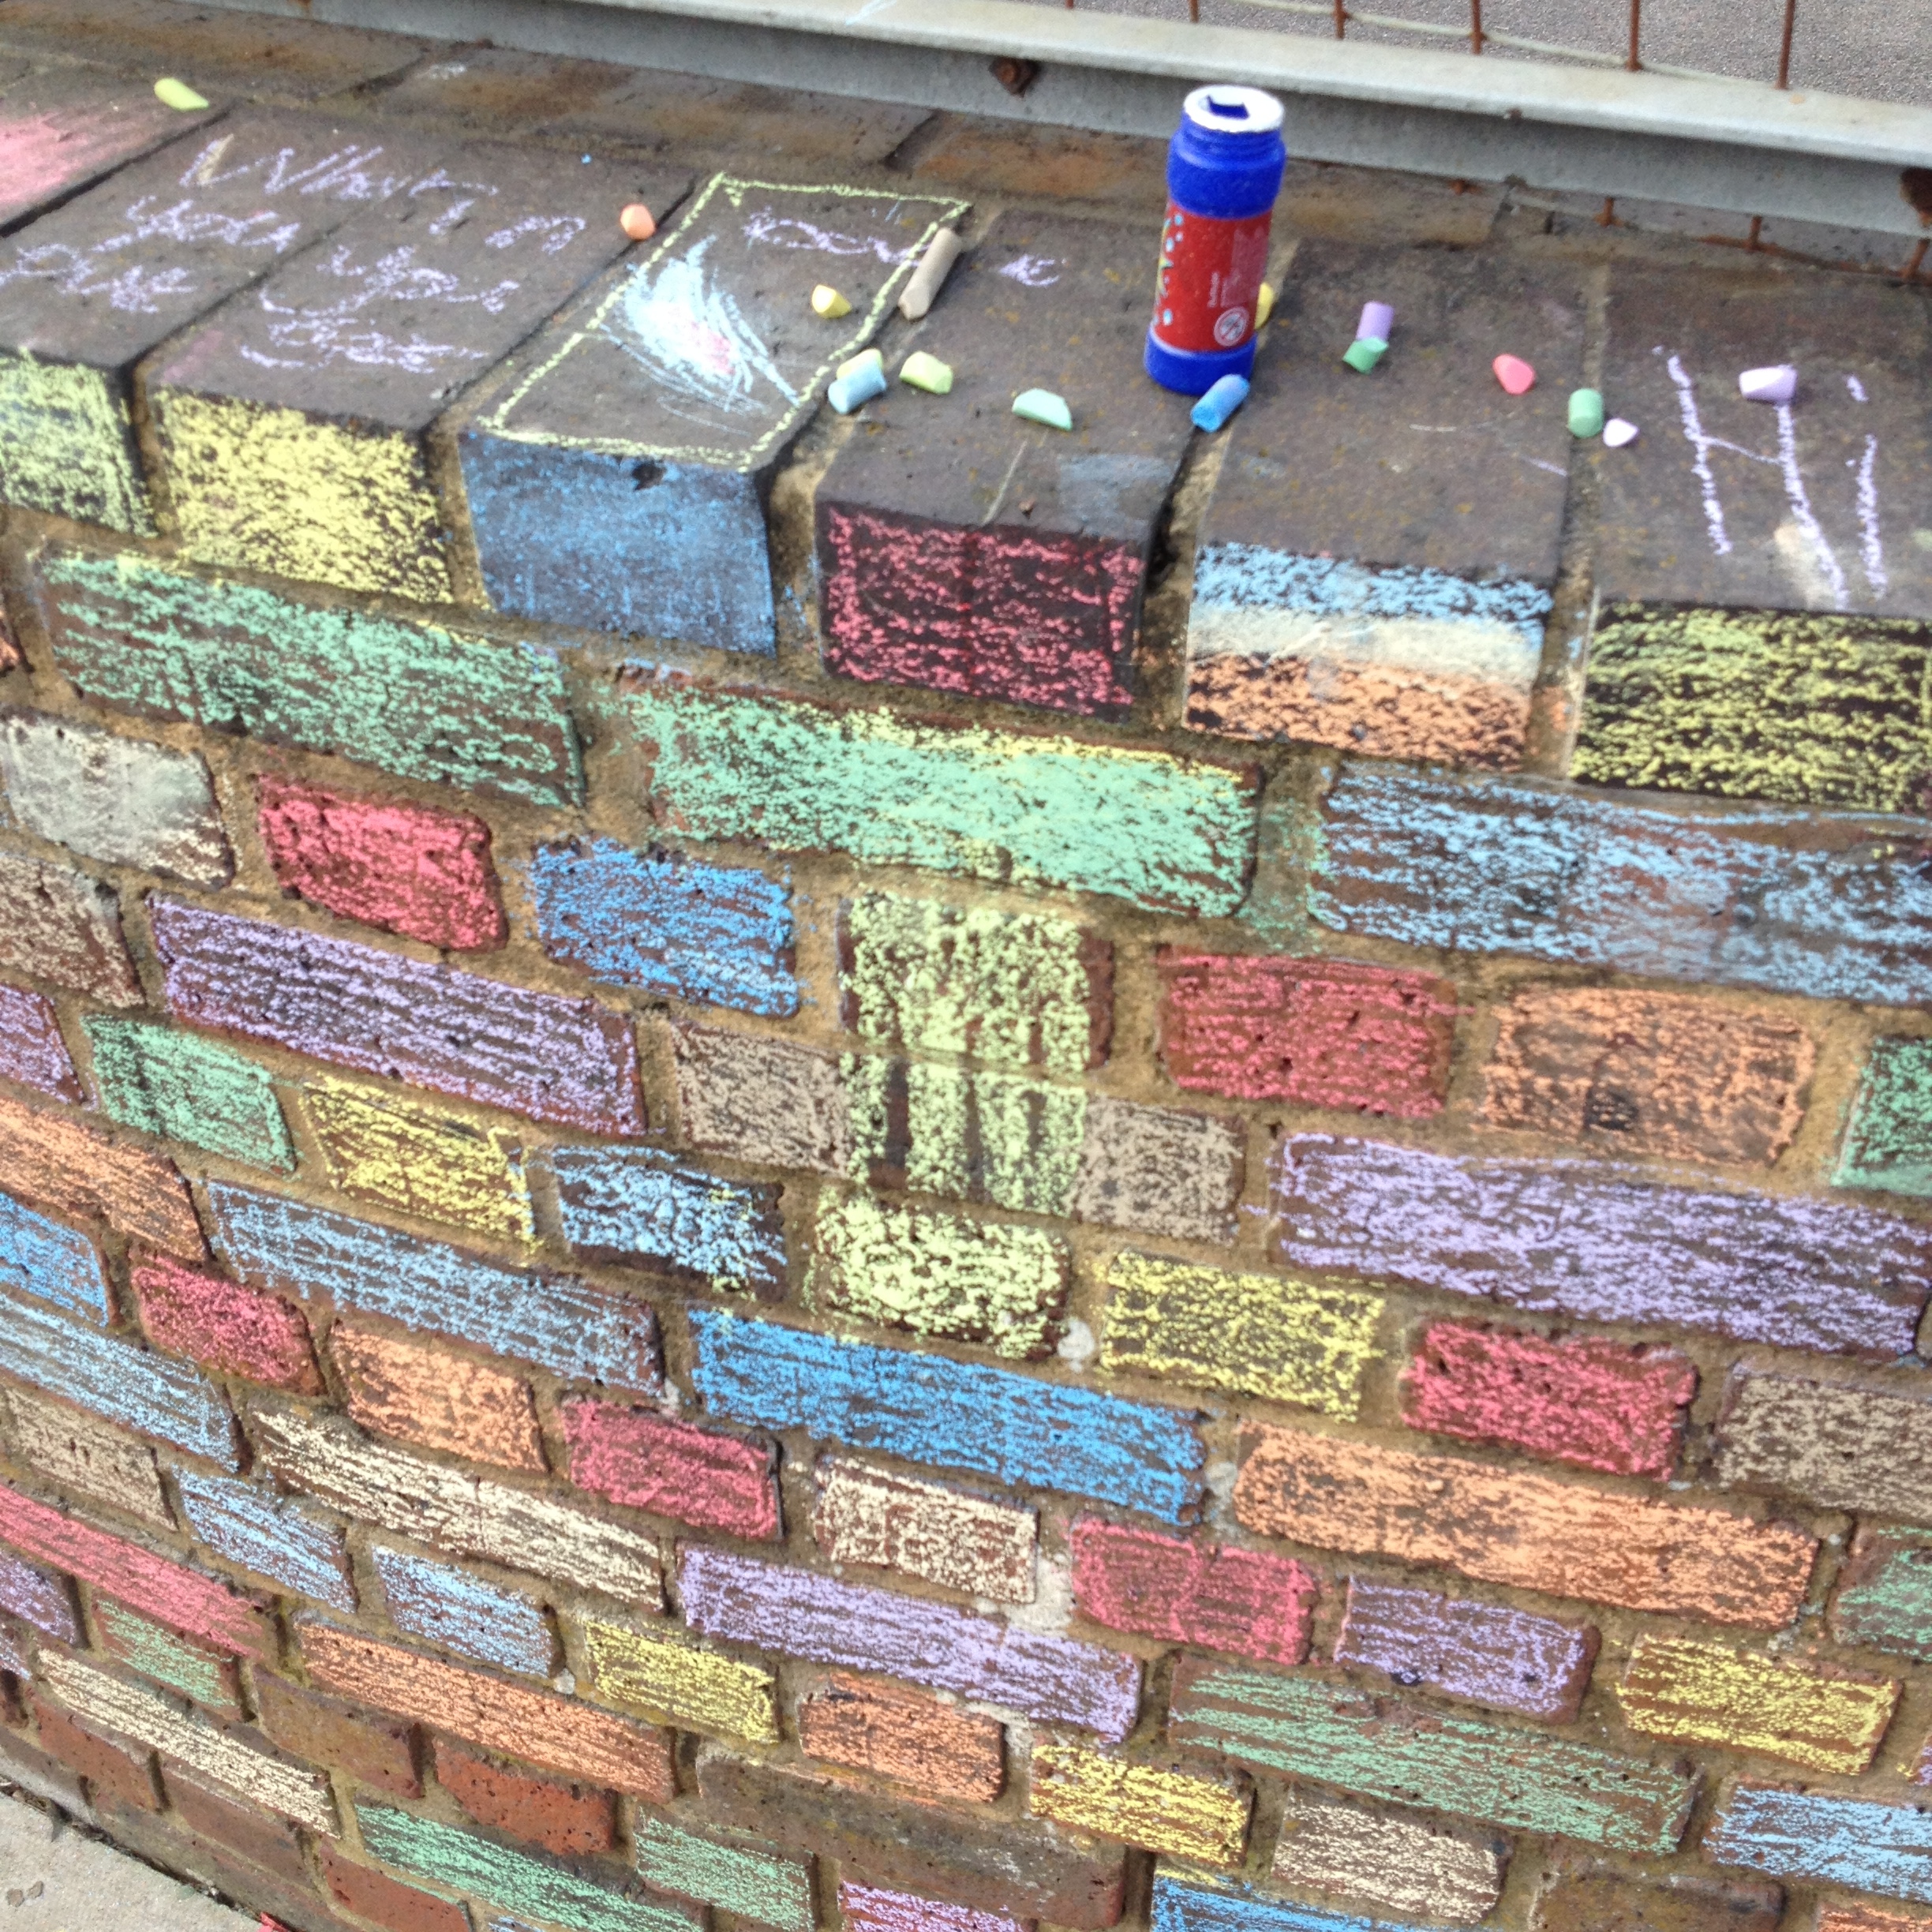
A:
0 1091 204 1255
329 1324 545 1473
1816 1908 1932 1932
797 1673 1005 1803
1234 1426 1816 1627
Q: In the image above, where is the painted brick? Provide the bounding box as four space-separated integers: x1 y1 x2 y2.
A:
1028 1742 1250 1865
796 1674 1005 1803
150 900 643 1136
0 1188 112 1323
84 1018 293 1172
1618 1635 1899 1773
95 1599 243 1718
1170 1658 1695 1852
258 779 506 952
671 1024 852 1175
331 1322 545 1474
0 1090 204 1254
623 682 1256 917
696 1747 1126 1930
812 1456 1036 1604
1483 986 1814 1167
3 1386 170 1526
562 1399 778 1541
374 1546 556 1678
808 1192 1069 1360
1271 1792 1507 1926
0 845 139 1003
174 1469 358 1614
1401 1322 1697 1480
840 1883 1028 1932
1157 953 1456 1115
356 1804 698 1932
1716 1371 1932 1518
301 1623 675 1802
166 1771 312 1886
1102 1252 1380 1421
255 1674 420 1799
1705 1784 1932 1905
0 68 204 232
687 1309 1204 1524
579 1616 780 1743
1071 1096 1244 1245
677 1543 1140 1741
0 1543 79 1642
133 1253 321 1394
433 1739 616 1859
40 548 582 807
1833 1526 1932 1661
1839 1037 1932 1196
39 1652 337 1832
549 1144 785 1297
1814 1911 1930 1932
839 893 1110 1076
0 713 230 886
1334 1578 1598 1721
305 1082 534 1245
0 982 82 1100
1274 1133 1928 1358
1531 1866 1787 1932
1307 766 1932 1005
207 1182 659 1393
320 1844 470 1932
253 1409 661 1605
31 1689 163 1812
527 838 796 1018
634 1814 814 1932
1069 1519 1316 1667
1234 1425 1816 1627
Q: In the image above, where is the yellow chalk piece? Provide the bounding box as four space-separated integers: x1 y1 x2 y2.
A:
835 348 884 384
155 77 209 111
1256 282 1275 329
811 284 852 319
582 1619 779 1744
1029 1742 1251 1865
898 351 954 395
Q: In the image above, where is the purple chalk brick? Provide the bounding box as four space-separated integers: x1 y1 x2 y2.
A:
1335 1577 1598 1720
0 1546 80 1645
1276 1135 1927 1359
677 1544 1140 1741
0 984 83 1101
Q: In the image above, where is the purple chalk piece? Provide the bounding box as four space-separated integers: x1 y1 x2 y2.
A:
1357 301 1395 343
1739 365 1797 403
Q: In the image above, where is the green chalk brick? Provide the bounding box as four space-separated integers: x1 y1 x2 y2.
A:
84 1017 292 1173
1575 605 1932 812
633 1814 813 1932
625 685 1256 916
1837 1037 1932 1196
1833 1526 1932 1661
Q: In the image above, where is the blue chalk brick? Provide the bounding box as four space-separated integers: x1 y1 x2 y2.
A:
204 1183 660 1394
526 838 796 1017
0 1189 110 1325
1706 1784 1932 1904
549 1145 785 1296
174 1469 358 1612
1154 1873 1455 1932
687 1309 1204 1522
372 1546 556 1676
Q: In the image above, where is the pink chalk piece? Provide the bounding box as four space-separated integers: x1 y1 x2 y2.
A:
1602 417 1640 448
1492 354 1537 396
1739 364 1797 403
1357 301 1394 343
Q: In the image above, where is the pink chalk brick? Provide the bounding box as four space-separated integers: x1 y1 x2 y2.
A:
133 1253 323 1395
1156 952 1456 1116
1402 1322 1697 1480
842 1881 1032 1932
1069 1518 1317 1666
258 779 507 953
563 1398 780 1541
0 984 83 1102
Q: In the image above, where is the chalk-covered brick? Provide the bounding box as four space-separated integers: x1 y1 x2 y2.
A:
1402 1322 1697 1479
1705 1784 1932 1905
1157 953 1456 1115
1234 1425 1815 1627
563 1399 777 1541
133 1253 320 1393
796 1674 1004 1803
374 1545 556 1678
1073 1095 1244 1245
812 1456 1036 1604
1832 1526 1932 1661
174 1468 357 1613
0 1091 204 1254
1838 1036 1932 1197
255 1673 419 1799
0 846 141 1004
2 1385 170 1526
0 983 83 1100
1103 1252 1380 1421
84 1017 293 1171
433 1738 616 1859
635 1813 814 1932
0 713 230 886
0 1188 112 1324
678 1543 1139 1741
839 1885 1028 1932
94 1598 243 1718
1031 1743 1249 1866
581 1617 780 1744
320 1844 469 1932
1716 1371 1932 1518
257 779 506 952
331 1323 545 1474
0 1544 80 1643
1814 1911 1926 1932
671 1024 852 1175
31 1688 163 1811
1271 1792 1507 1926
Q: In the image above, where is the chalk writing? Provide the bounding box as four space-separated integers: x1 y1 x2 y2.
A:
742 211 914 264
1001 254 1062 286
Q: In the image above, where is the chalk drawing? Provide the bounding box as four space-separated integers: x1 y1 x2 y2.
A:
1773 400 1848 610
742 211 914 264
1848 374 1870 403
1001 254 1062 287
1855 436 1887 595
487 214 586 256
1404 419 1564 478
1665 353 1733 556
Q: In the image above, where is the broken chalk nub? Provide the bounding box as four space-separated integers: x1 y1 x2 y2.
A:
812 284 852 319
1567 388 1606 438
1603 416 1640 448
899 228 964 321
620 203 657 242
835 347 884 384
1342 337 1387 374
1492 354 1537 395
899 351 954 395
154 77 208 111
1357 301 1394 343
1191 373 1250 432
1012 388 1073 432
1739 364 1797 403
1256 282 1276 330
829 359 889 414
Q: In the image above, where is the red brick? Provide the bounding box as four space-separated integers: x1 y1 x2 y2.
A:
133 1252 322 1393
254 1673 421 1799
32 1689 163 1810
0 848 141 1005
796 1672 1005 1803
330 1324 545 1473
0 1721 88 1811
1157 951 1456 1115
1402 1322 1698 1479
167 1770 312 1885
432 1735 618 1856
561 1397 778 1541
1817 1908 1929 1932
320 1844 469 1932
1530 1864 1784 1931
0 1091 204 1254
0 982 84 1101
258 780 507 953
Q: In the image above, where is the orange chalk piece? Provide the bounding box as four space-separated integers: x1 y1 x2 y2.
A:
1492 354 1537 395
620 204 657 242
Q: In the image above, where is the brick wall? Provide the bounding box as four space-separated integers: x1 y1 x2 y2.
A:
0 7 1928 1932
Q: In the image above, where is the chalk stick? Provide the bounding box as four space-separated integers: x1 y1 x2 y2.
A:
899 227 964 320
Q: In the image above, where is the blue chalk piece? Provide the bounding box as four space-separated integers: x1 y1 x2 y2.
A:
174 1469 358 1612
0 1189 110 1325
204 1182 661 1395
372 1546 556 1677
525 838 796 1017
1191 375 1250 433
549 1145 785 1296
1706 1785 1932 1904
687 1309 1204 1522
1153 1873 1457 1932
459 434 778 656
829 361 888 414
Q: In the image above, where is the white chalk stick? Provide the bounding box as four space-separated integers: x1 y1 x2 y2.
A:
899 229 964 321
1739 364 1797 403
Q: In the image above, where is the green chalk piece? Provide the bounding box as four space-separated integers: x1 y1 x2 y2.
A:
84 1017 293 1171
1568 388 1606 438
634 1815 813 1932
1013 388 1073 431
900 352 954 395
1837 1037 1932 1196
1341 337 1387 373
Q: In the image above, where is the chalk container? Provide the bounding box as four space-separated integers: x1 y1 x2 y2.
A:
1146 85 1287 396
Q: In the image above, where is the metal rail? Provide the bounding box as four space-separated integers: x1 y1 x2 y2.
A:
199 0 1932 239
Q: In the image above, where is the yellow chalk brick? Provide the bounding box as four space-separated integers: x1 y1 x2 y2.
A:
1028 1741 1250 1865
581 1619 779 1744
1618 1636 1900 1774
305 1082 534 1243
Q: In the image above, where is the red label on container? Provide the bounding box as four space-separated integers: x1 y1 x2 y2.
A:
1149 201 1271 355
